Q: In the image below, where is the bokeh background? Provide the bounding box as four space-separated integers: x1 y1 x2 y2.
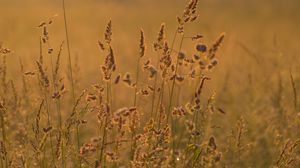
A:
1 0 299 71
0 0 299 166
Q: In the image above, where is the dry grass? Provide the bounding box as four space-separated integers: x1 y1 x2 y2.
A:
0 0 300 167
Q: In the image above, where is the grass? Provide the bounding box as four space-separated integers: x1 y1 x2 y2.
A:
0 0 299 167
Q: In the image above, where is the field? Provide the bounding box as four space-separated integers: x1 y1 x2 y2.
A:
0 0 299 167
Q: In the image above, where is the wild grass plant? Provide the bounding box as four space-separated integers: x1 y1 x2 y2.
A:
0 0 299 167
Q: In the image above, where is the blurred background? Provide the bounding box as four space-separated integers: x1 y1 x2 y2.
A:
0 0 299 166
1 0 299 104
1 0 299 105
1 0 299 69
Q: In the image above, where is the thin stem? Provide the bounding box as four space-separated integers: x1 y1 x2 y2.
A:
289 69 297 110
62 0 75 102
165 28 179 122
154 81 163 123
100 81 111 167
76 104 88 167
158 81 165 129
97 121 103 161
0 106 8 168
49 49 62 128
167 33 184 122
62 1 80 167
133 56 141 107
130 53 141 160
167 32 184 167
150 53 160 118
43 89 55 165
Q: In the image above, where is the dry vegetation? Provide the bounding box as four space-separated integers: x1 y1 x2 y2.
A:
0 0 300 167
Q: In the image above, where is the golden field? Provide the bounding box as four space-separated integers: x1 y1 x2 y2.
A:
0 0 299 167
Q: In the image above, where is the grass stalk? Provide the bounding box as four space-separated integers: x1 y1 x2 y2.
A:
62 1 81 167
289 69 297 110
167 33 183 122
62 0 75 101
100 80 111 167
0 105 8 168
